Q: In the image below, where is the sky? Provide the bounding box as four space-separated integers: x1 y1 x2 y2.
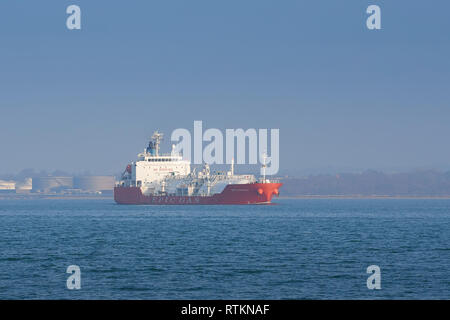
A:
0 0 449 176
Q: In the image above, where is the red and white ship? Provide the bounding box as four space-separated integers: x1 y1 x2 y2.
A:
114 132 282 205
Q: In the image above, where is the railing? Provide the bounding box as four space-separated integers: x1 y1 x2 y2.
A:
257 178 281 184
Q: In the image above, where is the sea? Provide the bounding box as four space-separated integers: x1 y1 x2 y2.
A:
0 198 449 299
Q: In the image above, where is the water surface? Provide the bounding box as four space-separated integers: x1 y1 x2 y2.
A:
0 199 449 299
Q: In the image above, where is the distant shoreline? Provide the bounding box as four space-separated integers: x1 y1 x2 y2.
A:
2 194 450 200
0 194 113 200
279 195 450 199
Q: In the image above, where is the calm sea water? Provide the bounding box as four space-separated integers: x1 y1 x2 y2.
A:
0 198 449 299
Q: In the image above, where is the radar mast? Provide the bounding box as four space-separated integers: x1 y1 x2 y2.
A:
151 131 164 156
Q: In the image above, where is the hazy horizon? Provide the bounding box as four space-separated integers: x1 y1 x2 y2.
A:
2 164 450 180
1 1 449 175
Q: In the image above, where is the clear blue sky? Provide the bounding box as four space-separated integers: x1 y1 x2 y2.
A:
1 1 449 175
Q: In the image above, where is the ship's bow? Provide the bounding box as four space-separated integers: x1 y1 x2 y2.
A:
218 182 282 204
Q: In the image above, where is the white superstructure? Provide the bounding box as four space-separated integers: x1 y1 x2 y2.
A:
118 131 256 196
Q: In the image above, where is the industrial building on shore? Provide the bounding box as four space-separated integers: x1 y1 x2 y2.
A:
31 176 74 193
73 176 115 193
32 176 115 194
0 176 115 195
0 180 16 193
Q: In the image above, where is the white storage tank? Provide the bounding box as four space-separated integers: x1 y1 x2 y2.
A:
32 176 73 193
73 176 115 192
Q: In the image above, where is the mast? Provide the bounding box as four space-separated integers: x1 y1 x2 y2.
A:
262 152 267 183
151 131 163 156
231 157 234 176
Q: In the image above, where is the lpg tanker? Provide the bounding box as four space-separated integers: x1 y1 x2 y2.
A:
114 132 282 205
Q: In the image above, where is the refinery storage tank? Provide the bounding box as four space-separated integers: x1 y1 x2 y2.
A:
32 176 73 193
0 180 16 194
73 176 115 192
15 178 32 193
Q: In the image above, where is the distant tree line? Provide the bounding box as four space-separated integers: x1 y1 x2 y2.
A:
281 170 450 196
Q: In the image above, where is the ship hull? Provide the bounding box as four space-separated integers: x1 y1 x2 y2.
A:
114 183 282 205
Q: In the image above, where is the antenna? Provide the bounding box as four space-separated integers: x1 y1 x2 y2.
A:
151 131 163 156
231 157 234 176
262 152 267 183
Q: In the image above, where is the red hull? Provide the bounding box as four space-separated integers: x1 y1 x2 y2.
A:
114 183 282 205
